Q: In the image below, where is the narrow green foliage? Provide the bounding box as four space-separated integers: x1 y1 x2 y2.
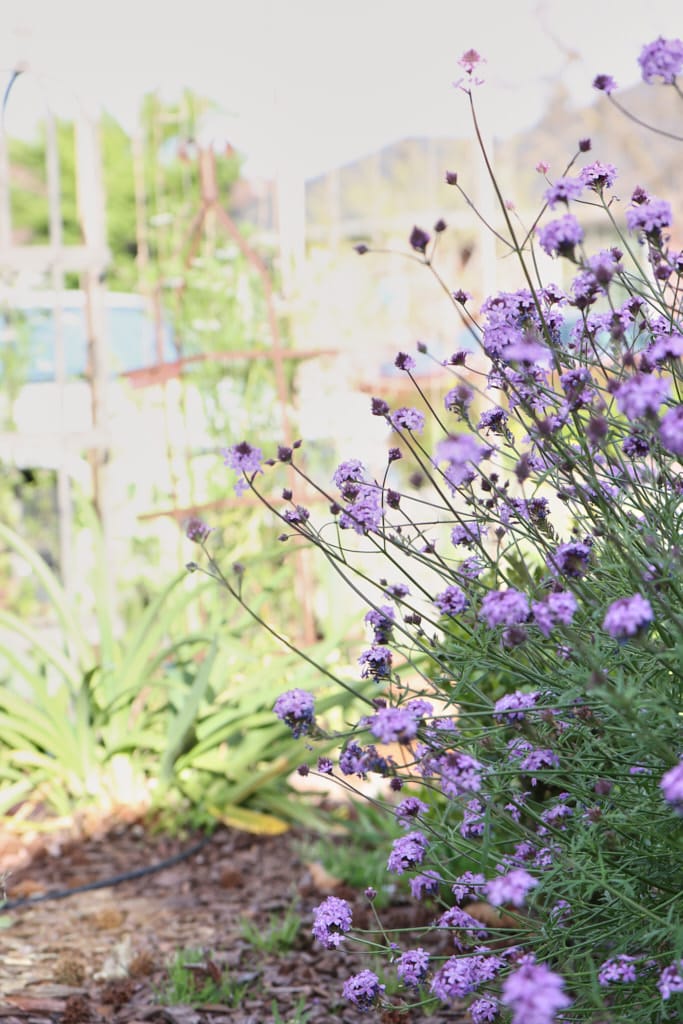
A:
156 948 251 1007
240 900 303 954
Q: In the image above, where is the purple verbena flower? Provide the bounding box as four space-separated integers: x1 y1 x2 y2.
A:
479 589 530 628
660 759 683 812
333 458 366 496
343 969 385 1011
420 748 483 798
659 405 683 455
445 383 474 413
435 434 489 490
451 871 486 904
397 948 430 987
537 214 584 257
519 747 560 779
410 870 442 900
547 541 591 578
430 954 502 1002
358 645 393 679
485 869 538 908
648 332 683 362
273 689 315 738
532 591 578 636
434 585 468 617
478 406 509 434
387 831 428 874
560 367 594 409
451 522 485 547
622 433 650 458
395 351 416 371
501 958 571 1024
384 581 410 600
470 998 500 1023
340 485 384 535
185 517 212 543
222 441 263 494
614 373 670 418
625 197 673 235
658 960 683 1000
390 406 425 433
544 177 583 208
367 705 418 744
283 505 310 526
602 593 653 638
312 896 352 948
598 955 638 985
638 36 683 84
364 604 395 644
395 796 429 827
457 556 484 580
460 798 486 838
493 690 538 722
579 161 617 191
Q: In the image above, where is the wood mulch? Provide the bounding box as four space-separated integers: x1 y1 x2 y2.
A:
0 817 467 1024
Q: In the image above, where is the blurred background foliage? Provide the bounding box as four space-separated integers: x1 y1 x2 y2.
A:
0 88 369 832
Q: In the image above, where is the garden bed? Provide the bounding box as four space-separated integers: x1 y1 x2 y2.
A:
0 817 466 1023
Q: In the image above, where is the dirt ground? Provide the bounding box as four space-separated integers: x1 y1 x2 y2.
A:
0 817 467 1024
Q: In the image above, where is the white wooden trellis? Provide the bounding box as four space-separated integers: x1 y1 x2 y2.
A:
0 70 112 598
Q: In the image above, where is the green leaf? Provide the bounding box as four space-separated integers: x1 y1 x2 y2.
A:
159 641 218 784
0 522 92 666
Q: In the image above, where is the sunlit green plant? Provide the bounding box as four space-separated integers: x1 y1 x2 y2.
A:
240 899 303 954
0 520 367 828
156 948 251 1007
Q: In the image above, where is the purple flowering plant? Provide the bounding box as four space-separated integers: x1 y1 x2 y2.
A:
189 41 683 1024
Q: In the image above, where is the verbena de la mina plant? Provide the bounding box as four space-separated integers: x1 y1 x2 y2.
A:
188 37 683 1024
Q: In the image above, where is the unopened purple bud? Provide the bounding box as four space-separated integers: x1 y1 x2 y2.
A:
448 349 468 365
388 447 402 462
445 170 458 185
282 488 293 500
409 225 430 253
434 218 447 233
587 415 608 445
372 396 390 416
277 445 293 462
354 243 369 254
593 73 617 94
416 340 428 353
578 138 591 152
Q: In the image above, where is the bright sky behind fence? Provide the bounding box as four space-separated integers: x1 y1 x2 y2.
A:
1 0 681 177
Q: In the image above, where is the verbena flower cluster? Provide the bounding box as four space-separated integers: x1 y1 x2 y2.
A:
197 38 683 1024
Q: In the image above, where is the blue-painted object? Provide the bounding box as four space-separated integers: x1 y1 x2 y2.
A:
0 292 178 383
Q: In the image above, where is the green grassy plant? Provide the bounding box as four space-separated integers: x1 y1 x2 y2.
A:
240 899 303 954
156 948 251 1007
269 996 312 1024
0 520 368 829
